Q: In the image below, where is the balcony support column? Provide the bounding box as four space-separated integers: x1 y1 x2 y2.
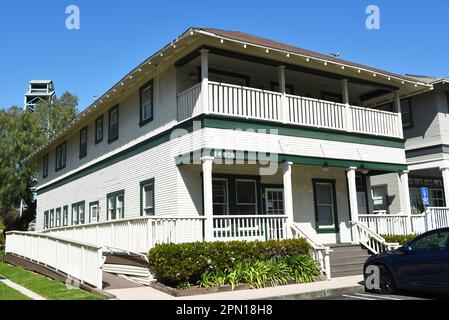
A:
440 166 449 208
202 156 215 242
282 161 294 238
342 79 353 132
200 49 209 114
278 66 289 123
395 91 404 138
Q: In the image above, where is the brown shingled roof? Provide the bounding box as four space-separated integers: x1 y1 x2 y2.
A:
196 28 418 83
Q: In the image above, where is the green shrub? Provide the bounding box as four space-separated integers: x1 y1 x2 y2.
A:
148 239 312 286
0 247 4 263
382 234 417 246
197 255 320 290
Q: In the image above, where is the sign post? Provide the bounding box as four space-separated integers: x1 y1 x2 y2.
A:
421 187 429 231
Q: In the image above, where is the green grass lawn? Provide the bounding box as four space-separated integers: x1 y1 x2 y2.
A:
0 263 105 300
0 281 31 300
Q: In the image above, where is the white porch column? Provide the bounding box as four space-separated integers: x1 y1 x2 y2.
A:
278 65 288 123
202 156 214 242
200 49 209 114
399 170 413 234
347 167 359 243
394 91 404 139
282 161 294 238
440 167 449 207
342 79 353 132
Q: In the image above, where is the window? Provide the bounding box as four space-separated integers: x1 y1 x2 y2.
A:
140 80 154 126
140 180 155 216
313 180 339 232
50 209 55 228
55 142 67 171
44 211 49 229
42 154 49 178
79 126 88 158
401 99 413 128
89 201 100 223
95 115 104 144
63 206 68 226
235 179 258 215
107 190 124 220
270 82 294 95
372 186 388 212
409 230 449 253
72 202 85 225
55 208 61 227
108 105 119 143
213 179 229 215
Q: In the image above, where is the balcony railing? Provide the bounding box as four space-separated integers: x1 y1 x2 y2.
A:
177 81 404 139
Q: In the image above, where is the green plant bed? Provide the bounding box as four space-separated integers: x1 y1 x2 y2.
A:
148 239 319 289
0 263 105 300
382 234 417 246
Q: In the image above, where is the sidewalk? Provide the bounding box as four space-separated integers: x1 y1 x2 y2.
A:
106 275 364 300
0 276 46 300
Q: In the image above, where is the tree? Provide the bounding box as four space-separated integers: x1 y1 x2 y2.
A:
0 92 78 231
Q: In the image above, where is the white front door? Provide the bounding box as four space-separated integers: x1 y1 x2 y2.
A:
265 188 284 215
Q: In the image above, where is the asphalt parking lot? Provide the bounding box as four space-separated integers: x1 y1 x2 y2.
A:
319 291 449 300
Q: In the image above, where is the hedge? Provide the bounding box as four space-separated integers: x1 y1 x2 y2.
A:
382 234 417 246
148 239 312 286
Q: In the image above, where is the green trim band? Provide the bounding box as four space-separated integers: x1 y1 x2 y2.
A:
38 114 405 195
202 116 405 149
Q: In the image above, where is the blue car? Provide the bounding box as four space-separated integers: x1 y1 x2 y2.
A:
364 228 449 294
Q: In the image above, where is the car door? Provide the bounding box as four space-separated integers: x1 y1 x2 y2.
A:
394 230 449 291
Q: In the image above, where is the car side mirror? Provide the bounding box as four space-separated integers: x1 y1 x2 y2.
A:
401 245 413 254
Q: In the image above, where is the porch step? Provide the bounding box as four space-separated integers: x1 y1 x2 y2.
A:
328 244 372 278
102 253 153 286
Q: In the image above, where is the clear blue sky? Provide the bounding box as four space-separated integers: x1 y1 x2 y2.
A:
1 0 448 111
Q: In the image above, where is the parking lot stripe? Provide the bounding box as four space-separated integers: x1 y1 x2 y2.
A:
355 293 403 301
342 294 376 300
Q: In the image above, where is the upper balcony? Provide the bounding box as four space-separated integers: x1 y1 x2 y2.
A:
177 81 403 139
176 49 406 140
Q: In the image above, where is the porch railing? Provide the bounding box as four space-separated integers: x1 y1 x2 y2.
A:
351 222 400 254
5 231 103 289
177 81 403 139
359 208 449 236
212 215 288 242
43 216 205 253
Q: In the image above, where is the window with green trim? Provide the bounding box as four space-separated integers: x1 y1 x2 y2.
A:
95 115 104 144
42 153 49 178
313 179 339 233
55 142 67 171
107 190 124 220
235 179 258 215
79 126 88 158
108 105 119 143
49 209 55 228
63 206 68 226
213 178 229 215
139 80 154 126
44 210 49 229
55 207 61 227
89 201 100 223
72 202 85 225
140 180 154 216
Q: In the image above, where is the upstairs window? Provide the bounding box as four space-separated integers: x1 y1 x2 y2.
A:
95 115 103 144
79 126 88 159
108 105 119 143
55 142 67 171
89 201 100 223
42 153 49 178
107 190 124 220
72 202 85 225
401 99 413 128
44 211 49 229
140 80 154 126
50 209 55 228
55 207 61 227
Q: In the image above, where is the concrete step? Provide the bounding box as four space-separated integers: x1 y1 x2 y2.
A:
329 250 371 260
330 256 370 268
331 263 364 274
329 245 366 254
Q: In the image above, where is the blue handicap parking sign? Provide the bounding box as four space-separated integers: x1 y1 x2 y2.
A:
421 187 429 206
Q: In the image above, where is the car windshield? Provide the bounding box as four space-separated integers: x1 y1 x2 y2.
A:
410 231 449 252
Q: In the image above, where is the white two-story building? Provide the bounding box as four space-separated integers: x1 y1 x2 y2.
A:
6 28 437 286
